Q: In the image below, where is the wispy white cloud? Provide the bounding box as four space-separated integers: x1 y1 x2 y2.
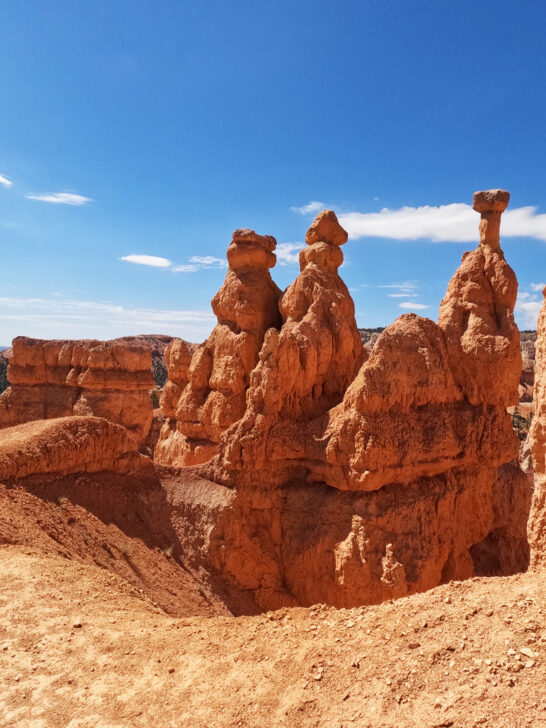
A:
339 203 546 243
172 255 227 273
188 255 227 268
172 264 199 273
290 201 326 216
530 282 545 292
388 293 417 298
121 253 227 274
26 192 91 206
121 254 172 268
379 281 418 294
399 301 429 310
515 289 543 328
0 296 216 343
0 173 13 188
276 242 303 265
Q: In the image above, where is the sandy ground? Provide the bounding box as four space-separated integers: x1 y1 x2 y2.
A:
0 545 544 728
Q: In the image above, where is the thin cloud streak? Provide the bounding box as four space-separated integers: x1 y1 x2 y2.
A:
0 174 13 188
399 301 429 310
121 254 172 268
339 203 546 243
0 296 216 343
26 192 91 206
189 255 226 268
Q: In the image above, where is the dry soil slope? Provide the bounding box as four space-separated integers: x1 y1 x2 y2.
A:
0 546 544 728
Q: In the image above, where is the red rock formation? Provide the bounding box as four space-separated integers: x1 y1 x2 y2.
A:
0 416 149 480
0 337 154 442
529 286 546 570
155 229 282 467
218 210 364 485
197 193 530 610
519 333 536 402
438 190 521 407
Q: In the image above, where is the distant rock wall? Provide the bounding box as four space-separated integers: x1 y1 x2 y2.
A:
0 337 156 442
0 349 9 394
528 290 546 570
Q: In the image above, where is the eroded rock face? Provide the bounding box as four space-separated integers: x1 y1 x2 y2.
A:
0 337 155 442
214 210 364 487
154 229 282 467
529 287 546 570
0 416 149 480
196 192 530 610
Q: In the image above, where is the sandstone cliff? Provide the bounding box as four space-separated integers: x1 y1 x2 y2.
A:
155 229 282 467
0 336 155 442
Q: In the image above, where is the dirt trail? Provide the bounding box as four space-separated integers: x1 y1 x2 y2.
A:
0 546 544 728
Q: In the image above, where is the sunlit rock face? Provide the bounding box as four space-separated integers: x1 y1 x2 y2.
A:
183 195 529 611
0 416 150 481
154 229 282 467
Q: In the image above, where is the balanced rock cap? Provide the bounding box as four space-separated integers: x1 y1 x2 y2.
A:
305 210 348 247
227 229 277 270
473 189 510 214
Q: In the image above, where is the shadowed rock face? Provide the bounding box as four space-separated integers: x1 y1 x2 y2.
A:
0 337 155 442
192 194 530 610
154 229 282 467
529 287 546 570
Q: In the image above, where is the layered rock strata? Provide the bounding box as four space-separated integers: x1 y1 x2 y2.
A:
155 229 282 467
195 193 530 610
0 337 155 442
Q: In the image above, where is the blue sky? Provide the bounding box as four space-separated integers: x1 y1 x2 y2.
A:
2 1 546 344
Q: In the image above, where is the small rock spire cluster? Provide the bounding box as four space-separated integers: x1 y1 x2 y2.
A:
154 228 281 467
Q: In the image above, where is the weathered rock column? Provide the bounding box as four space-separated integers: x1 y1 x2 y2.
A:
154 229 281 467
473 188 510 249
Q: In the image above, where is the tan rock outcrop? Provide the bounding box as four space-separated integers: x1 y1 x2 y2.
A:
0 416 149 480
155 229 282 467
0 337 155 442
529 286 546 570
195 192 530 610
